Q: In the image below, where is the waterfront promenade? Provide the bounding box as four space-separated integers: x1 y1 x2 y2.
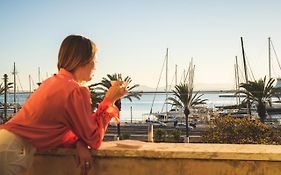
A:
104 124 207 142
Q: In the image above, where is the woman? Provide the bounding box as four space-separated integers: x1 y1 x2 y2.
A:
0 35 128 175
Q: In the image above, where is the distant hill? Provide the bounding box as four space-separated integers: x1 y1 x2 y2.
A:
194 83 234 91
135 85 158 92
135 83 235 92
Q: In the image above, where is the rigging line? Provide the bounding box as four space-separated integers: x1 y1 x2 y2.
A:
270 40 281 72
184 69 189 83
189 65 195 89
270 62 278 78
184 61 192 84
244 55 256 81
29 75 36 91
237 65 246 83
149 54 166 114
160 73 175 113
169 73 175 91
16 74 24 92
179 70 185 84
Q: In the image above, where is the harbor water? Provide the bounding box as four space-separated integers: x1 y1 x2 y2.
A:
0 91 239 122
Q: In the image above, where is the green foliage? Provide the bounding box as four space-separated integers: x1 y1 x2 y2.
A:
154 128 183 143
166 83 207 109
238 77 275 102
1 116 12 124
121 133 131 140
154 128 167 142
236 76 275 123
0 79 13 124
88 83 103 111
202 116 281 144
166 83 207 138
0 82 13 95
94 73 142 102
166 129 182 143
89 73 142 111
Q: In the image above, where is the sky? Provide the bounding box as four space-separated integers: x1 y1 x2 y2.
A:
1 0 281 91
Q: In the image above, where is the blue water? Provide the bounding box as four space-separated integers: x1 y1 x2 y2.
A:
0 91 238 122
121 92 238 122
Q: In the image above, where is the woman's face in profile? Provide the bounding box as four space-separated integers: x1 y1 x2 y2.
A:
75 51 96 83
81 56 96 82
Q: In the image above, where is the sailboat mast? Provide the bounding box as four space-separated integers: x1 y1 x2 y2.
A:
175 64 178 86
29 75 32 94
37 67 42 86
240 37 251 115
38 67 41 84
13 62 17 113
165 48 168 121
269 37 271 79
235 56 240 105
268 37 273 105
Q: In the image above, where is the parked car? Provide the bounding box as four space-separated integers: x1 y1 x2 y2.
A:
175 123 193 129
145 119 167 127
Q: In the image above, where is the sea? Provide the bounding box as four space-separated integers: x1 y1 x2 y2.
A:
0 91 239 122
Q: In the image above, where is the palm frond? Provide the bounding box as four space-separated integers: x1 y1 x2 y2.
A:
240 76 275 101
166 97 184 108
89 73 141 102
0 82 13 95
123 91 142 102
127 84 139 91
167 83 207 109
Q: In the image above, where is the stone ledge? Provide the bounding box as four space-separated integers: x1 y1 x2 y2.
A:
25 141 281 175
38 140 281 161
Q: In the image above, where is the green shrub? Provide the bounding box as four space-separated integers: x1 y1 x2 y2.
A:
121 133 131 140
154 128 183 143
167 129 182 143
202 115 281 144
154 128 167 142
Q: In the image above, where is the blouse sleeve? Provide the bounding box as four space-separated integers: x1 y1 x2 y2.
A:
64 86 119 149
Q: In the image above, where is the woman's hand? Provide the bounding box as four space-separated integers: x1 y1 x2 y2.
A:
75 141 92 175
105 80 128 104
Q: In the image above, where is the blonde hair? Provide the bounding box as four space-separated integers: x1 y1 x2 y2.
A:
57 35 97 72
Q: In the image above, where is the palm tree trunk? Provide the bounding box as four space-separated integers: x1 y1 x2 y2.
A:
115 99 122 139
257 102 266 123
184 107 190 140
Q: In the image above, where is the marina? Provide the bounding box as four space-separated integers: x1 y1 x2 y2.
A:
2 90 281 122
2 1 281 174
0 91 235 118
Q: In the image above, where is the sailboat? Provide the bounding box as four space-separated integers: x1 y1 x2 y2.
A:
143 49 195 127
265 37 281 118
143 48 172 124
269 37 281 94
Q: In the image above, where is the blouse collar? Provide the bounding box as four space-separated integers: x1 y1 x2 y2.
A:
58 68 88 87
58 68 75 80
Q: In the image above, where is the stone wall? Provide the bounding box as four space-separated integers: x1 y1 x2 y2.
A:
24 140 281 175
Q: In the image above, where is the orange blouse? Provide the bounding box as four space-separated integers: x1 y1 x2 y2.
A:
0 69 119 151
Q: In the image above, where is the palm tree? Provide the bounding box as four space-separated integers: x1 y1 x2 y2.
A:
166 83 207 142
88 83 104 111
236 76 275 123
0 82 13 95
90 73 142 139
0 79 13 123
